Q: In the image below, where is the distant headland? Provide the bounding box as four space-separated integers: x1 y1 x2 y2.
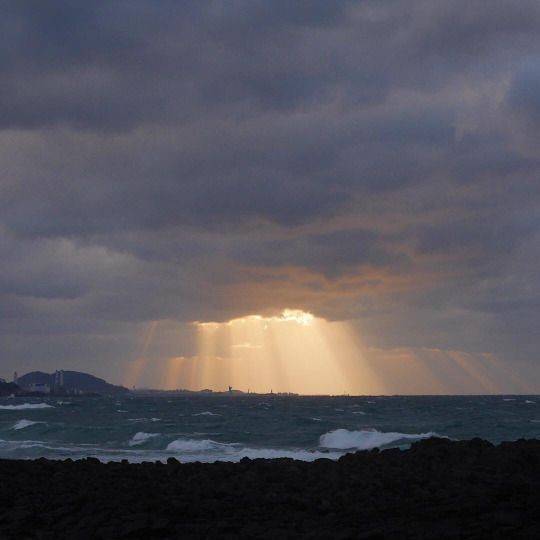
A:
0 370 129 397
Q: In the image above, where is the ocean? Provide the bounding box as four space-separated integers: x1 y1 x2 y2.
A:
0 394 538 462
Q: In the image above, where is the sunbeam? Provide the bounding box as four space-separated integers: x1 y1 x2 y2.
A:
187 309 377 394
123 320 159 389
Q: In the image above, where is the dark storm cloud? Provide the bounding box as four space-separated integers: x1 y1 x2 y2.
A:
0 105 455 237
0 0 354 130
414 218 534 257
234 229 406 277
506 60 540 129
1 1 539 236
2 1 538 131
1 1 540 384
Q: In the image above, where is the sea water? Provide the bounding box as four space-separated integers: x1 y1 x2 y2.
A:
0 394 538 462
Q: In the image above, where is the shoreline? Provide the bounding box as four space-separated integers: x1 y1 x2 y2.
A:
1 438 539 538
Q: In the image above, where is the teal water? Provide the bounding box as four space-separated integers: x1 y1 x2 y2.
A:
0 394 538 462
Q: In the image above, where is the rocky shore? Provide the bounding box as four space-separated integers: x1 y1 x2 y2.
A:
0 438 539 539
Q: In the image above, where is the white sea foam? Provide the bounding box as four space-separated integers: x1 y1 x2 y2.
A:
164 438 342 462
352 411 367 415
525 400 536 404
232 447 342 462
18 442 78 452
0 403 54 410
129 432 160 446
166 438 227 452
12 419 44 430
319 429 437 450
0 439 82 453
193 411 219 416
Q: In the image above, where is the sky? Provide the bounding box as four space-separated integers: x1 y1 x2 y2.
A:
1 1 539 393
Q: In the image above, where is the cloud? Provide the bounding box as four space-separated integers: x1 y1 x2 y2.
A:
233 229 407 277
0 1 539 387
506 60 540 132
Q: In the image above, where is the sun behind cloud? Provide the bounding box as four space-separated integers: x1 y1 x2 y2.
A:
186 309 382 395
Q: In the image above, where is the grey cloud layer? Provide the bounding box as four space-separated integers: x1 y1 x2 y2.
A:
1 1 539 382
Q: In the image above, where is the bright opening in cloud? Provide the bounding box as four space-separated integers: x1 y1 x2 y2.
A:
183 309 383 395
278 309 315 325
197 309 315 328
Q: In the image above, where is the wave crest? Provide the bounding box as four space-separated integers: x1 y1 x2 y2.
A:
128 432 160 447
12 419 44 430
166 438 226 452
319 429 437 450
0 403 54 411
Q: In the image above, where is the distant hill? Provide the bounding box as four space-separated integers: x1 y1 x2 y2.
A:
0 380 20 396
16 371 129 395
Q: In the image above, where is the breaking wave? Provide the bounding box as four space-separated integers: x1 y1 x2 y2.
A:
166 438 227 452
165 437 341 462
0 403 54 410
12 420 45 430
319 429 438 450
129 432 160 447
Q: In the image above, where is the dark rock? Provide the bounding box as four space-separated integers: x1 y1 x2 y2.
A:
0 438 539 538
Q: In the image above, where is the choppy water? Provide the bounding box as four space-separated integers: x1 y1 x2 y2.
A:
0 394 538 462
